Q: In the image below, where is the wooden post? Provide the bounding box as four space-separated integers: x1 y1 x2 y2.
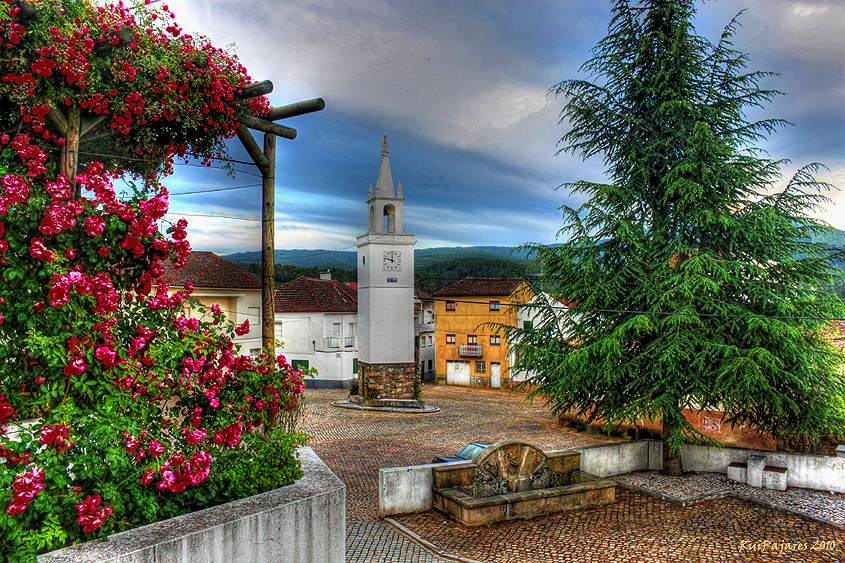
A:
64 106 81 198
234 85 324 365
262 133 276 357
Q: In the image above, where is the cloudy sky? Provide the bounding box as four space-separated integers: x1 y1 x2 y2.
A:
156 0 845 255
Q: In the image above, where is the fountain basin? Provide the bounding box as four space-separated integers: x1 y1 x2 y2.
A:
431 441 615 527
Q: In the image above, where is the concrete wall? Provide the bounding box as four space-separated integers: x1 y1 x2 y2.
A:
39 448 346 563
572 441 652 477
380 460 466 516
677 443 845 493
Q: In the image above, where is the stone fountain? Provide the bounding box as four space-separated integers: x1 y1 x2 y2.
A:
431 441 616 527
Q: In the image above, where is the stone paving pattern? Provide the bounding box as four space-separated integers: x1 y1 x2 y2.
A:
346 521 449 563
616 471 845 528
304 386 845 563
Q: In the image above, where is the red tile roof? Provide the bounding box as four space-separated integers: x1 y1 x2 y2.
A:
160 251 261 290
274 276 358 313
414 288 434 301
433 277 523 297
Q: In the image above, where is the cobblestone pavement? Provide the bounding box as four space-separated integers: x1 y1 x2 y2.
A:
393 489 845 563
346 521 450 563
616 471 845 528
304 385 619 520
303 386 845 563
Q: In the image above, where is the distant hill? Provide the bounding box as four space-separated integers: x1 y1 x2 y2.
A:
223 246 533 271
223 246 536 294
223 231 843 294
811 227 845 250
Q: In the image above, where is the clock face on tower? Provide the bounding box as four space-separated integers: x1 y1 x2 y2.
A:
382 250 401 271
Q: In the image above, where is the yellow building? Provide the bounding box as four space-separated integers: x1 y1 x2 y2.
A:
433 278 531 388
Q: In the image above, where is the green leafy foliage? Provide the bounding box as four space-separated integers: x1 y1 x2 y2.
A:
501 0 845 474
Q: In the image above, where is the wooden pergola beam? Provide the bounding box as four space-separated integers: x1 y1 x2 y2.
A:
92 27 135 55
14 1 36 20
237 113 296 140
46 105 68 137
236 124 271 177
265 98 325 122
238 80 273 100
80 115 107 137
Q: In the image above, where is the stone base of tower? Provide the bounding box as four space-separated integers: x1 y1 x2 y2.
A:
352 361 422 408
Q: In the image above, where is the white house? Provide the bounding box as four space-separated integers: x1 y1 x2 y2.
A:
161 250 263 354
415 289 436 382
274 272 359 389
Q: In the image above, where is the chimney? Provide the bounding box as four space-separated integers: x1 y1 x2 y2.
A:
320 269 331 281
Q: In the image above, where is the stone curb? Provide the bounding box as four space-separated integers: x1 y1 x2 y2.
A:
383 517 485 563
331 400 441 414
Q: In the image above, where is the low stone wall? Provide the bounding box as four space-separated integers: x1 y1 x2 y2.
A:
677 443 845 493
39 447 346 563
578 440 845 493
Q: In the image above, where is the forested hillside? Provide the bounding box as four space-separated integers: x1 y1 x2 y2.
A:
224 246 533 294
223 233 842 297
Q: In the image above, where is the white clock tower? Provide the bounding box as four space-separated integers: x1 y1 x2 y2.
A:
355 136 418 404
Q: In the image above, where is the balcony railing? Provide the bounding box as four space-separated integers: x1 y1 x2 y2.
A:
345 336 356 348
326 337 341 349
460 344 483 357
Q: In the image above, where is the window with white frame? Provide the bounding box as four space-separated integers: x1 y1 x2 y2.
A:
249 348 261 358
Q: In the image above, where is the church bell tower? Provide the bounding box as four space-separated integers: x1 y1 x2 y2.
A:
355 136 418 405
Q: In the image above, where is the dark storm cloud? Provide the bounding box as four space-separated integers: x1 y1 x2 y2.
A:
162 0 845 253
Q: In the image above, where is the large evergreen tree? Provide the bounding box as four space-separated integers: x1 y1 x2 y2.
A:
506 0 845 475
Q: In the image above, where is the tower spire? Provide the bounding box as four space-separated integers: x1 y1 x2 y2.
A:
374 135 395 198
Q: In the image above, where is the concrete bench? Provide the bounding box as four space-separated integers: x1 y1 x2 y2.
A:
763 465 788 491
727 462 747 484
727 456 788 491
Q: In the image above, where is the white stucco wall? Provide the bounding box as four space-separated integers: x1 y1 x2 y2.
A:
275 311 358 382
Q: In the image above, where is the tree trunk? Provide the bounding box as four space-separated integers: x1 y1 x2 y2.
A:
662 416 683 476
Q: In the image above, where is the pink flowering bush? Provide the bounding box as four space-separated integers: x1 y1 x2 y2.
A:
0 2 309 562
0 0 270 178
0 140 309 562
